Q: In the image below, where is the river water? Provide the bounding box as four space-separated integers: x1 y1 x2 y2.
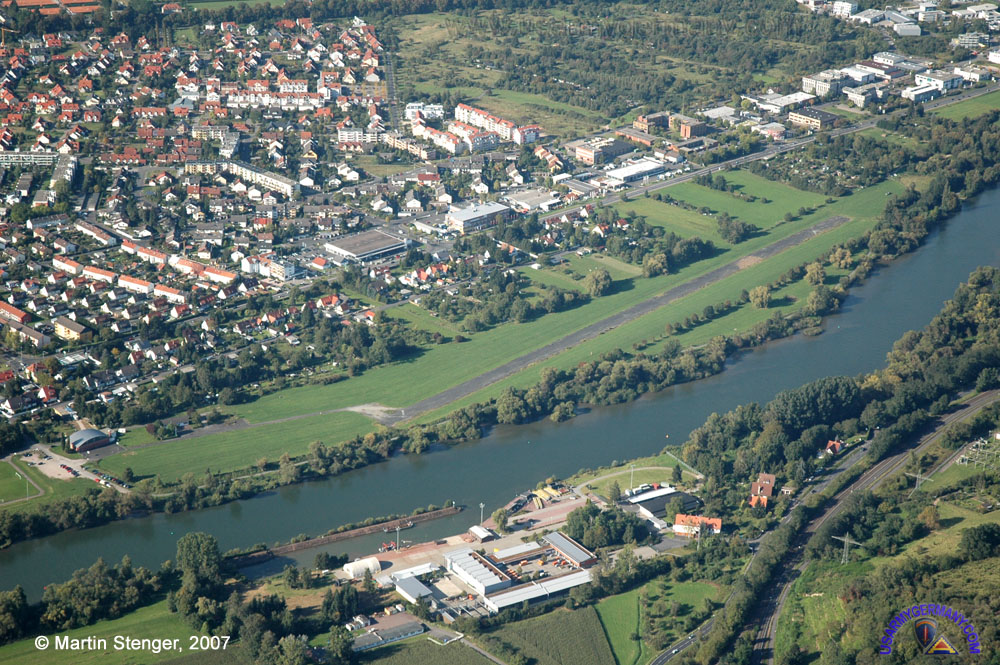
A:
2 190 999 599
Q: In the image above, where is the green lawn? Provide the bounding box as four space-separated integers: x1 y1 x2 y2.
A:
856 127 918 149
933 89 1000 121
930 461 988 487
616 197 722 241
117 427 158 448
489 606 616 665
386 303 465 337
0 600 200 665
667 171 827 228
360 636 496 664
568 450 699 488
0 457 95 517
0 461 32 504
562 253 642 280
96 411 373 482
596 588 652 665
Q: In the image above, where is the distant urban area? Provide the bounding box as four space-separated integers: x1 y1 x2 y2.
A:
0 1 1000 665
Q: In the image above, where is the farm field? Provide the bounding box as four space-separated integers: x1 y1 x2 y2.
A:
97 411 373 482
488 606 616 665
0 600 201 665
932 89 1000 120
362 636 497 664
596 587 653 665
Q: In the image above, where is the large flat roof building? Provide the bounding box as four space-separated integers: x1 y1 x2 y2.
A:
324 229 408 264
445 201 512 234
444 547 512 596
787 107 839 131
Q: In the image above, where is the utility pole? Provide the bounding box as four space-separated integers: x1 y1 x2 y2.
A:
832 533 861 564
630 464 635 492
395 525 400 550
904 472 934 498
479 502 485 525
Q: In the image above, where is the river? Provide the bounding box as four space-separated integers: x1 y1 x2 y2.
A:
2 189 999 599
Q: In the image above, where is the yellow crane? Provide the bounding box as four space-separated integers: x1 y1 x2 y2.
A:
1 28 18 48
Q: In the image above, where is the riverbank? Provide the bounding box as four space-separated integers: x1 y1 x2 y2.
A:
229 504 463 568
2 170 1000 600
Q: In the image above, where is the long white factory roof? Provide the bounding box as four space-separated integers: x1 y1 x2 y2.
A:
445 547 508 587
485 570 592 612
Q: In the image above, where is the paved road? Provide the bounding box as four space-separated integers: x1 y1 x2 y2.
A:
750 389 1000 664
383 214 852 425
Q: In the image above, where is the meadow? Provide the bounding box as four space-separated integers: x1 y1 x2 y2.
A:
596 587 652 665
0 601 201 665
362 637 496 664
489 606 616 665
414 180 899 422
932 89 1000 121
98 411 373 482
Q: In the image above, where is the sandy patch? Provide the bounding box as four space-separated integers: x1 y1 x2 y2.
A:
737 255 763 269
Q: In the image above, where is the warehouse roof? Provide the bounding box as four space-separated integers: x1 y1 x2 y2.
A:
543 532 595 567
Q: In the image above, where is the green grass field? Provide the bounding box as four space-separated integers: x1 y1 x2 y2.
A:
98 174 897 479
0 600 199 665
929 461 986 487
596 588 652 665
414 179 898 422
490 606 616 665
360 636 496 664
0 457 95 516
616 197 722 241
97 411 373 482
933 89 1000 121
0 461 32 503
667 171 827 228
185 0 281 8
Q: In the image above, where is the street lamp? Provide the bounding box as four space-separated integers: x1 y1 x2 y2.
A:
479 502 485 525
